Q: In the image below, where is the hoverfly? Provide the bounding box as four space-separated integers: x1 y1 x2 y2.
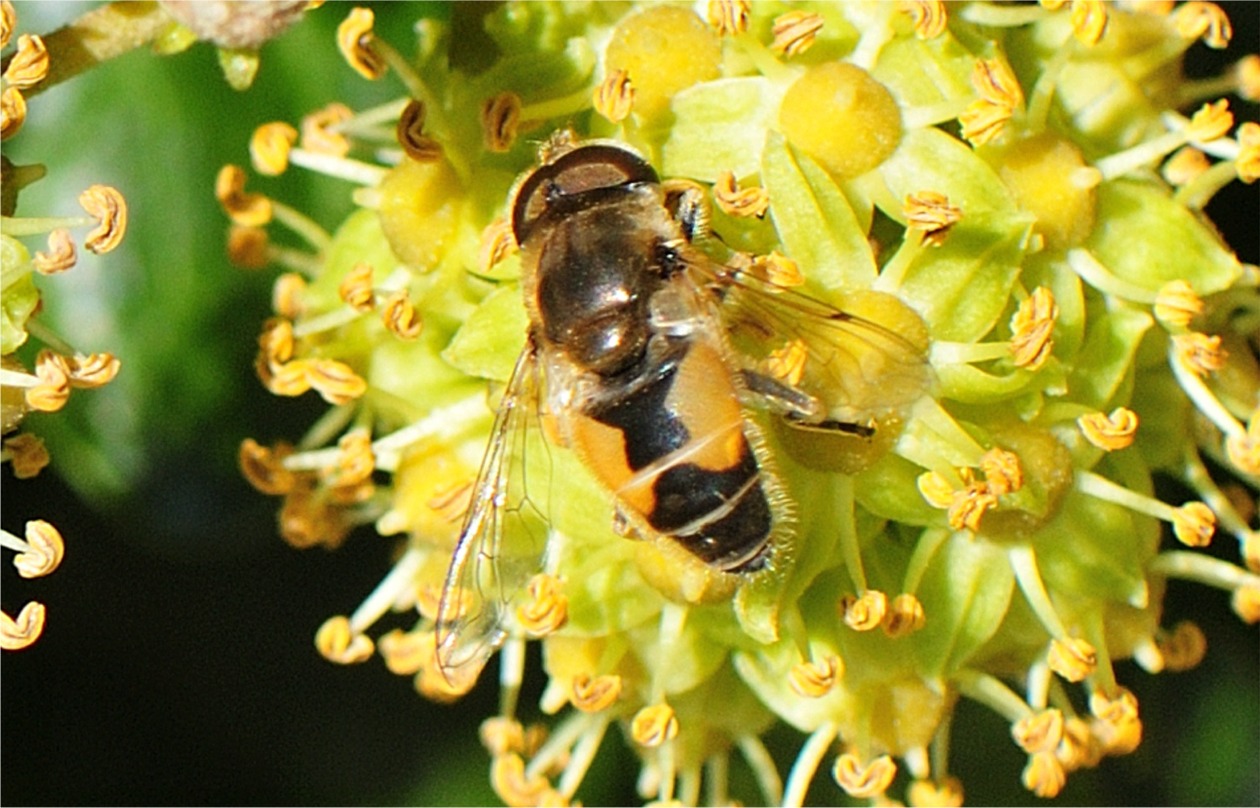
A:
435 138 929 688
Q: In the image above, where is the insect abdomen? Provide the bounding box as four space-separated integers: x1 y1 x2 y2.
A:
567 337 773 572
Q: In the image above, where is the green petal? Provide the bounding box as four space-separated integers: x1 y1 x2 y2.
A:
761 132 876 293
441 284 528 382
1 235 37 355
911 531 1015 677
1085 179 1244 297
1065 306 1153 410
662 77 783 182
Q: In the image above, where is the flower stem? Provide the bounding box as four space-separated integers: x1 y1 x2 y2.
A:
17 2 175 99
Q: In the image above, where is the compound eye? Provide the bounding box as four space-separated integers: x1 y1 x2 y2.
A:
512 144 659 244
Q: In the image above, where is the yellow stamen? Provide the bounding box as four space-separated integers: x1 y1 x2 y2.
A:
338 262 376 312
1089 688 1142 755
1172 332 1227 377
770 10 824 56
380 288 422 340
1186 99 1234 142
1171 501 1216 547
841 589 888 631
904 190 962 246
517 573 568 637
481 716 527 757
571 673 623 713
916 470 956 509
478 218 517 274
425 478 474 524
1078 407 1139 451
631 703 679 748
396 99 442 162
906 777 964 807
959 57 1024 146
1232 586 1260 623
1153 279 1204 329
216 165 273 227
1161 146 1211 186
25 349 70 412
301 102 353 157
0 0 13 49
1009 287 1058 370
1236 55 1260 102
3 432 49 478
0 84 25 140
706 0 750 36
329 428 374 489
258 317 296 366
746 251 804 288
713 170 769 219
315 614 374 664
250 121 298 176
899 1 947 40
1056 716 1102 772
788 655 842 697
1 601 46 650
32 228 76 274
3 33 48 89
305 358 368 405
1069 0 1108 46
1157 620 1207 671
272 272 307 318
1021 751 1066 798
258 357 314 398
1012 708 1065 754
78 184 127 254
1047 636 1097 682
882 593 927 637
239 438 297 495
981 447 1024 495
1225 416 1259 475
336 7 387 80
11 519 64 578
227 225 270 270
377 627 430 676
832 752 896 799
482 91 522 153
1236 121 1260 184
66 352 120 388
492 753 552 808
948 482 998 532
593 69 634 124
1171 1 1233 48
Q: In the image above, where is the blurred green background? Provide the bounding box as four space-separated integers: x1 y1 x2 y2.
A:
3 2 1257 805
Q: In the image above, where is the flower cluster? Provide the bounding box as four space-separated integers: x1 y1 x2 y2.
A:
2 0 127 650
232 2 1258 805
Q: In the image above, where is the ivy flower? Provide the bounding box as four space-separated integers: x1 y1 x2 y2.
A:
233 3 1258 805
1 0 128 650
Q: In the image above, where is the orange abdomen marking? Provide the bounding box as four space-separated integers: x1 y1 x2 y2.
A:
565 337 773 571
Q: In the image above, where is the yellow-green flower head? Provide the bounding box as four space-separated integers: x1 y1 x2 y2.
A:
2 0 127 652
233 3 1259 804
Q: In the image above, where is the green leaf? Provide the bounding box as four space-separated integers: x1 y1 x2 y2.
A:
1086 179 1243 296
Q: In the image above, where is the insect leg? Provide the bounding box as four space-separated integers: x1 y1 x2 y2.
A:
740 369 876 438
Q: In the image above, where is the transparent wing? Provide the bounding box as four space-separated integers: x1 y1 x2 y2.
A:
435 343 551 691
686 255 931 427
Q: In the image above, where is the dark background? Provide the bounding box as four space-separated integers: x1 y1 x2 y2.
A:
3 3 1257 805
